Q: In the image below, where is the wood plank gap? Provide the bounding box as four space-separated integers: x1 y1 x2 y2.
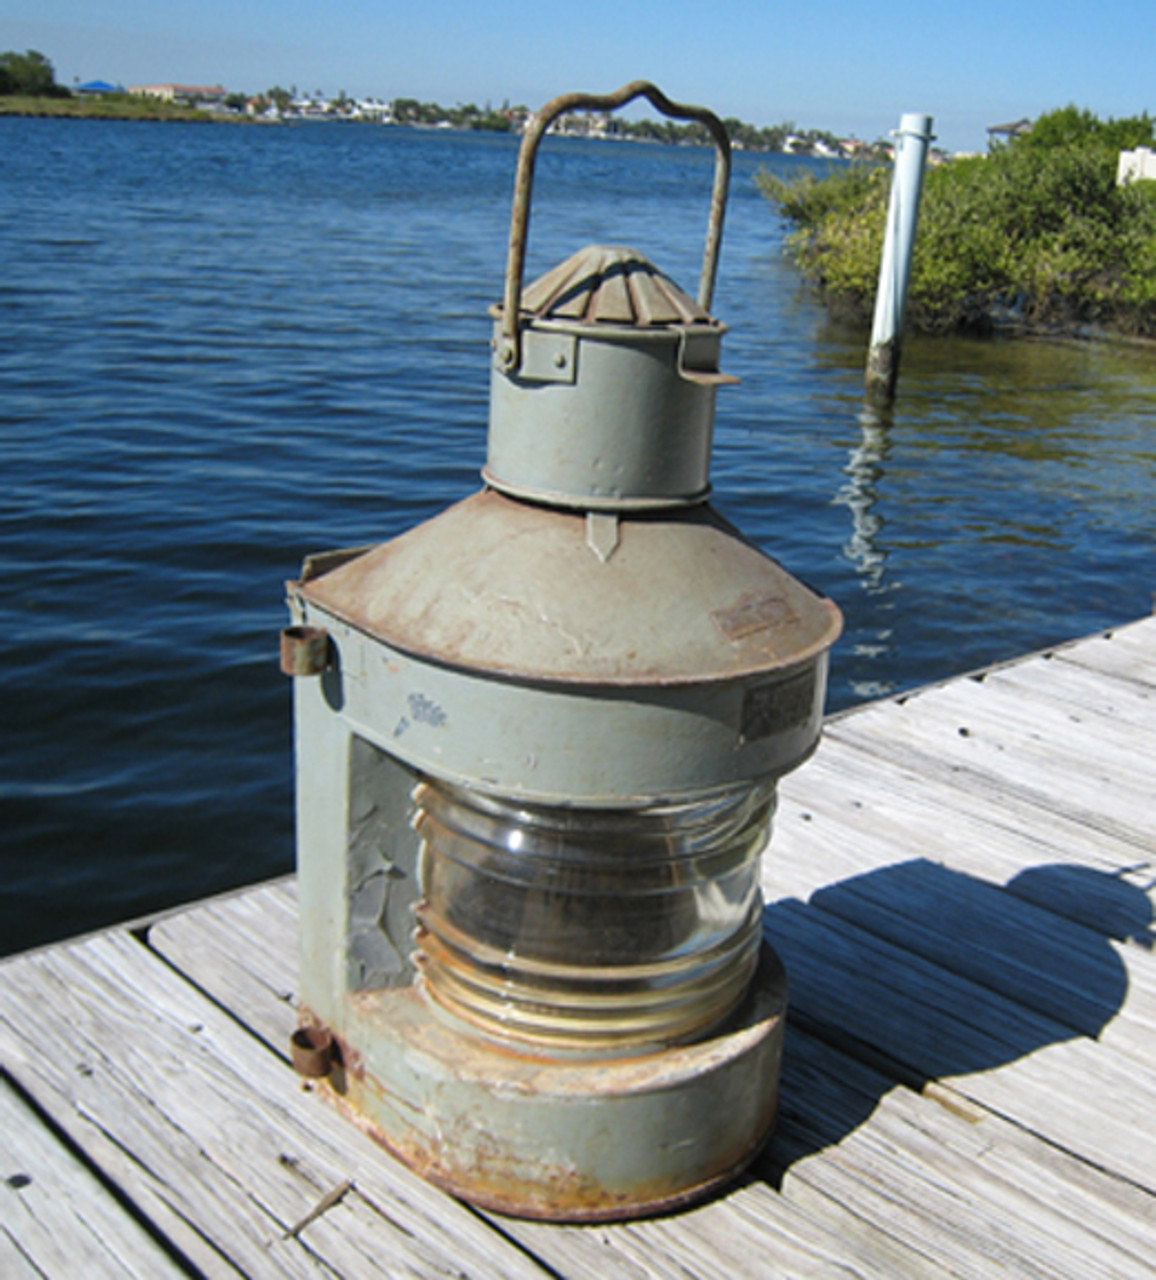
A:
822 727 1155 859
923 1073 1156 1203
3 875 296 968
151 889 954 1279
1 932 555 1278
140 923 296 1067
1 1066 210 1279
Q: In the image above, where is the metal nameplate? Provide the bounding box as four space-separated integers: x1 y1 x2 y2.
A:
713 594 799 641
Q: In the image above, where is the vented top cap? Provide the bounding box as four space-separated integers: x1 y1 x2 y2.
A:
506 245 715 328
485 247 734 511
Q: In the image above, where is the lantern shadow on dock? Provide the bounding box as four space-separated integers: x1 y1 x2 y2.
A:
758 857 1152 1179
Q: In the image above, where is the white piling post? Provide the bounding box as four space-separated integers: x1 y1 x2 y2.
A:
866 112 935 404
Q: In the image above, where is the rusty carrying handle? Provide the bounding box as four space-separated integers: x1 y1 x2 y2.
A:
496 80 732 374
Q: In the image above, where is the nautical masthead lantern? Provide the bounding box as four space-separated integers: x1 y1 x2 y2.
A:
282 82 842 1222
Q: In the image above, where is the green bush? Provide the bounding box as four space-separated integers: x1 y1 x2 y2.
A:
758 107 1156 336
0 49 70 97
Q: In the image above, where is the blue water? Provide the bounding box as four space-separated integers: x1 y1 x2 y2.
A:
2 118 1154 955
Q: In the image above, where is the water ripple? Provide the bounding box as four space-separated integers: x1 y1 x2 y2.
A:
2 118 1154 953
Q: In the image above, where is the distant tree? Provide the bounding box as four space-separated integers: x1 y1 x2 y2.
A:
223 92 248 113
759 104 1156 336
266 85 292 115
1015 104 1155 154
0 49 70 97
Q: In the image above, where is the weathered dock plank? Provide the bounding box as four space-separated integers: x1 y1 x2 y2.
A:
0 932 554 1279
152 886 968 1279
773 1053 1156 1280
1 1075 187 1279
825 696 1152 849
986 648 1155 726
4 614 1155 1278
765 896 1156 1190
151 878 302 1053
154 879 1156 1280
1054 621 1156 686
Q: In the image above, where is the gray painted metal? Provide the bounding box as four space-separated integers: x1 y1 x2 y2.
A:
486 248 736 509
286 80 842 1222
286 592 828 804
297 490 840 688
319 943 788 1222
490 81 734 509
290 667 788 1221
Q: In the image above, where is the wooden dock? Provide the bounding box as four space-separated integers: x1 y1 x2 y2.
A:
3 616 1155 1278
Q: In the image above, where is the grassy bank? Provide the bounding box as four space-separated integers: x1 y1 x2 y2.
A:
758 107 1156 337
0 93 217 122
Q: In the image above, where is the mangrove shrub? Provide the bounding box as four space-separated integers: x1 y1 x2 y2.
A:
758 107 1156 336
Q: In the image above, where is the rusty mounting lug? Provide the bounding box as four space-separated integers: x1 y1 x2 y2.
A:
290 1025 336 1078
281 625 332 677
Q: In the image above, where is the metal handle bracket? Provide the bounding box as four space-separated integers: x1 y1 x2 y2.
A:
496 81 732 375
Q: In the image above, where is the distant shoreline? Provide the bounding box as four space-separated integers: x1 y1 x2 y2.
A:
0 94 874 158
0 94 218 122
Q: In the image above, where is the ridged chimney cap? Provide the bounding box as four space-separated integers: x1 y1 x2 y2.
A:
495 245 716 328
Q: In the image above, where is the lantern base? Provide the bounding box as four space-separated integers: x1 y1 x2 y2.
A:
306 941 788 1223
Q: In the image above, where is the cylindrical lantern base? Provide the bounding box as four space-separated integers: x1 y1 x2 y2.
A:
320 941 787 1222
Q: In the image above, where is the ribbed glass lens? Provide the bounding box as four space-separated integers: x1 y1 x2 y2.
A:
412 778 774 1050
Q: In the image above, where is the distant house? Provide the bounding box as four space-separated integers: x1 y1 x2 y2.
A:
129 83 228 106
548 111 612 138
1118 146 1156 185
77 80 122 95
289 96 331 118
353 100 394 122
987 118 1032 145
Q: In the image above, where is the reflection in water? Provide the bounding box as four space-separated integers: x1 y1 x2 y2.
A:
832 405 899 699
834 408 892 592
810 326 1156 710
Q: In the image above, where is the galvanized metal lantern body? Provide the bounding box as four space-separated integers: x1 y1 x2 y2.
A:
284 82 841 1222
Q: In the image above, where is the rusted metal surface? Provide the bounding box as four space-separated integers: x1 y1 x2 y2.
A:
517 245 711 327
305 943 788 1223
289 604 828 805
296 491 842 687
280 625 331 677
497 80 731 375
289 1024 335 1077
281 1178 355 1239
339 1093 775 1223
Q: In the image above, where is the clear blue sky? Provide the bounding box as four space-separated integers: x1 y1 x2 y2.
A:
5 0 1153 153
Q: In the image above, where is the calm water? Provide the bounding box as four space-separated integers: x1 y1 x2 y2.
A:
2 118 1154 955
